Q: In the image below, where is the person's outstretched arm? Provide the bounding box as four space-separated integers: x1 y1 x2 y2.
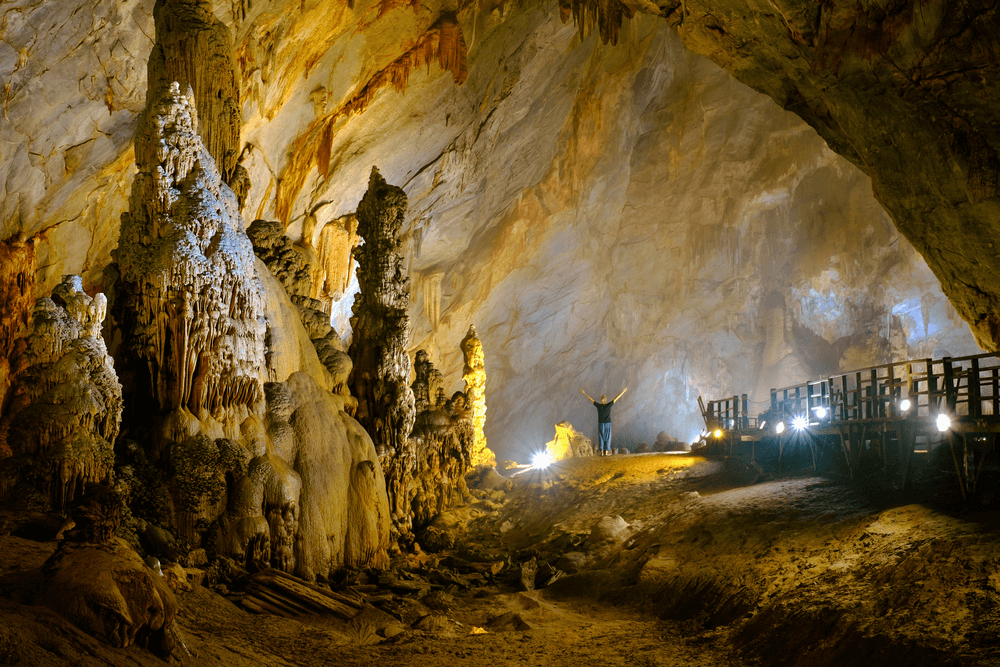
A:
580 389 596 403
612 387 628 403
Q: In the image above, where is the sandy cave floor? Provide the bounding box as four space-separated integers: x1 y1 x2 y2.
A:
1 453 999 666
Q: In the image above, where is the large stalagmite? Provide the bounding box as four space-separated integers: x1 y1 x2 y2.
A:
113 81 265 435
0 275 122 509
109 81 389 578
461 325 494 467
348 167 417 519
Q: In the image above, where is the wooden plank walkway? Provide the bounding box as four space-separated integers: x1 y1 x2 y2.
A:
702 352 1000 499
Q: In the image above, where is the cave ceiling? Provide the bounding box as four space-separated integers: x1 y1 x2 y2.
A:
0 0 993 460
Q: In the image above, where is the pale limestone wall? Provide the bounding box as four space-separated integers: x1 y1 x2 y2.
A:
0 3 979 464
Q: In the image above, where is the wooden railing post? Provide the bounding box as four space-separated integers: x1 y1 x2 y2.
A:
943 357 955 412
970 357 982 418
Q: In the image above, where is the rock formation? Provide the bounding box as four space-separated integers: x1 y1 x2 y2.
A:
545 421 594 460
40 482 177 653
461 325 494 467
146 0 244 194
348 167 417 518
112 81 265 441
313 214 362 310
106 79 389 579
0 275 122 510
421 271 445 331
246 219 354 401
0 234 37 456
409 350 474 528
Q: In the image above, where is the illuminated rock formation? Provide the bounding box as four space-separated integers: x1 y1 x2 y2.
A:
545 421 594 460
461 325 494 467
215 375 390 577
0 275 121 509
108 81 389 578
0 234 36 454
348 167 416 518
421 271 444 330
113 81 265 437
313 214 361 309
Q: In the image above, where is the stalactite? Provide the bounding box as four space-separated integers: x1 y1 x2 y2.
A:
313 214 361 311
348 167 416 519
558 0 634 46
461 324 495 467
0 275 121 509
275 13 469 224
0 233 36 459
421 270 444 330
146 0 243 186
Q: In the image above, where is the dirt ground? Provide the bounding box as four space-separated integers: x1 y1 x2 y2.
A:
1 453 998 666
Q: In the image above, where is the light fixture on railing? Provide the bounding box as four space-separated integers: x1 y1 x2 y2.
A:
775 422 785 434
814 406 828 419
792 415 809 431
936 413 951 433
900 398 912 412
713 429 723 438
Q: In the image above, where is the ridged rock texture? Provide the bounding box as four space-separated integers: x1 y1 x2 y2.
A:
0 275 121 510
112 81 265 434
461 325 495 467
348 167 417 519
109 80 390 576
147 0 245 196
409 349 474 529
0 234 37 445
1 0 993 464
40 536 178 652
246 218 354 401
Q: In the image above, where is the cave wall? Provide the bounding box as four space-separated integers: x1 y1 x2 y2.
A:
0 0 982 464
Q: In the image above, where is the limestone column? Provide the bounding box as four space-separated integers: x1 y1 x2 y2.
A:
461 324 495 467
348 167 416 517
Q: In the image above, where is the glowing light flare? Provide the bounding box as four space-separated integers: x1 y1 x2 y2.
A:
775 422 785 434
936 413 951 433
814 406 828 419
900 399 912 412
713 429 723 438
792 415 809 431
531 451 555 469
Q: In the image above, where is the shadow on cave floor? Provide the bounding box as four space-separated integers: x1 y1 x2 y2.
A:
1 453 998 666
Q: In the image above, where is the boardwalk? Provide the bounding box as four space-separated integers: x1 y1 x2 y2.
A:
700 352 1000 499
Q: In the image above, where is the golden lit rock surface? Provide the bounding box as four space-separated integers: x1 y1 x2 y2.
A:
545 421 594 460
460 324 494 467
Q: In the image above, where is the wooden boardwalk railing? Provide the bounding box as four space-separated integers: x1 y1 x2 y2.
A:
701 352 1000 499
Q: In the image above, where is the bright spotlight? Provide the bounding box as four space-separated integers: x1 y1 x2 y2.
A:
900 399 912 412
814 406 828 419
532 451 555 469
713 429 723 438
792 415 809 431
936 413 951 433
775 422 785 434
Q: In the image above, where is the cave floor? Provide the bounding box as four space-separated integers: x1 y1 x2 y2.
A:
2 453 999 666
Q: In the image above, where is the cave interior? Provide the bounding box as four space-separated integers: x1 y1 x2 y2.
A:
0 0 998 665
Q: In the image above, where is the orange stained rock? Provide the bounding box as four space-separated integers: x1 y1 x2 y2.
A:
275 12 469 224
